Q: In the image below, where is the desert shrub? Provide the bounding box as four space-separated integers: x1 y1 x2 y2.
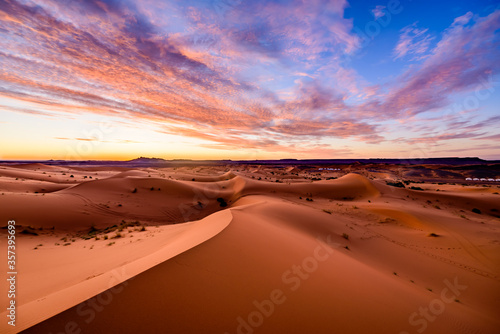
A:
386 181 405 188
217 198 228 207
342 233 349 240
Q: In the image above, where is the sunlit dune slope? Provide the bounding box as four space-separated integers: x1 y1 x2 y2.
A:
23 196 499 334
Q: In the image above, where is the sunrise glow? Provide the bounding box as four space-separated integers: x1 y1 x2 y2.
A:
0 0 499 160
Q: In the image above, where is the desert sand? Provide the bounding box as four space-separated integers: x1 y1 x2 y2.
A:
0 163 499 333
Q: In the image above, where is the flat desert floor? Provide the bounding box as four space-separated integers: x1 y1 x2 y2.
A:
0 163 499 333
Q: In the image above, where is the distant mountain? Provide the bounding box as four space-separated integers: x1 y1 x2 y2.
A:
127 157 167 163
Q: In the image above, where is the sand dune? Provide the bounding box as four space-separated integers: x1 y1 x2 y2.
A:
2 209 232 333
0 164 498 334
21 196 500 334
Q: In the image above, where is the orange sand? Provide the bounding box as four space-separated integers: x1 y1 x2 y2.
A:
0 164 498 333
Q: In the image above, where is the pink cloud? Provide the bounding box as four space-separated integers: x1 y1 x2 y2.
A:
370 10 500 119
1 1 498 157
372 5 386 20
393 22 433 60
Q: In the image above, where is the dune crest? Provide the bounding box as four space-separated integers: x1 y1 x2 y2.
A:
0 209 232 334
0 163 498 334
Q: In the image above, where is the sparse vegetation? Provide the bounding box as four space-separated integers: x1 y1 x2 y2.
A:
342 233 349 240
217 198 228 207
409 186 424 191
386 181 405 188
472 208 481 214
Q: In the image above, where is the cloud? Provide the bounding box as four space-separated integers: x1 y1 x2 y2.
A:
54 137 145 144
0 0 375 153
400 131 486 145
0 1 499 156
474 133 500 141
393 22 433 60
370 10 500 119
372 5 386 20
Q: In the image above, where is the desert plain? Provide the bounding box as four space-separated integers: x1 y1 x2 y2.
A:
0 159 499 334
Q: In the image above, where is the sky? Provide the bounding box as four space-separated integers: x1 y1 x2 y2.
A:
0 0 499 161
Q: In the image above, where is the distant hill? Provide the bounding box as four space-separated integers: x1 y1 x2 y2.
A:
127 157 167 163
